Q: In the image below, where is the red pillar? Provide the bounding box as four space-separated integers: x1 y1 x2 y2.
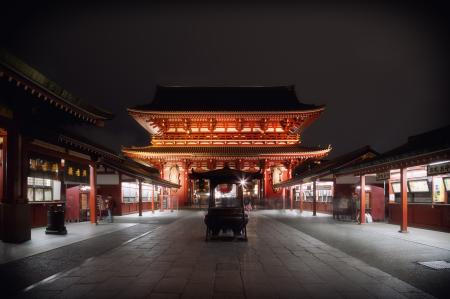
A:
138 180 143 216
290 187 293 210
151 184 155 214
184 167 189 207
170 188 174 212
299 184 303 213
282 187 286 210
89 162 97 224
400 168 408 232
160 187 164 212
360 175 366 224
313 180 317 216
264 168 269 205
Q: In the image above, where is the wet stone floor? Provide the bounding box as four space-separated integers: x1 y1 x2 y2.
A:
19 211 433 299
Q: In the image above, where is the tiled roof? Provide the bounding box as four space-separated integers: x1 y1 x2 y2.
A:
101 158 179 188
336 125 450 175
58 134 179 188
274 146 378 187
0 49 113 125
123 145 331 159
131 85 323 112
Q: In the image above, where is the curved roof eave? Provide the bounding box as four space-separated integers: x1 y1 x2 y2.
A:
127 106 326 115
0 49 114 123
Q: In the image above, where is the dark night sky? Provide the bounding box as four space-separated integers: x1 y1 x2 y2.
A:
1 1 449 158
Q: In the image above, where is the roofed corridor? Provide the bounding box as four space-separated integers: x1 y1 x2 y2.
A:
9 210 442 299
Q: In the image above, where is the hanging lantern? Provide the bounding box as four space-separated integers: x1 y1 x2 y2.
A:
218 184 232 193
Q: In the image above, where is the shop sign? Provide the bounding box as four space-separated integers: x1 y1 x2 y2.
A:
29 154 60 180
318 184 332 190
427 162 450 176
432 177 445 202
65 161 89 184
376 171 390 181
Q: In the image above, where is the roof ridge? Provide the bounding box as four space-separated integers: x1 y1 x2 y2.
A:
129 84 322 112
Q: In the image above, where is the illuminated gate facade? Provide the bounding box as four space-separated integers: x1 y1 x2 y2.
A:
123 85 331 207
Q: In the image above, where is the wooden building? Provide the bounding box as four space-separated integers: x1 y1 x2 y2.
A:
123 85 331 207
274 146 383 220
0 50 177 243
336 126 450 232
0 49 113 242
59 135 179 221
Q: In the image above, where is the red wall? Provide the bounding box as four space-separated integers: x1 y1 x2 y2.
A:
120 202 154 214
170 171 187 206
65 186 81 222
389 203 450 232
333 184 385 221
301 202 333 214
370 186 385 221
30 204 48 228
264 168 289 208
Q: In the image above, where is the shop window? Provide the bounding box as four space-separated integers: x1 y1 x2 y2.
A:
142 184 154 202
27 176 61 202
300 182 334 202
302 185 313 202
122 182 138 203
317 189 333 202
392 180 432 203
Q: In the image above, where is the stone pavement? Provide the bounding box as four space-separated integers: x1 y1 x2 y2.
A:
265 210 450 298
0 210 183 265
21 211 434 299
0 222 136 264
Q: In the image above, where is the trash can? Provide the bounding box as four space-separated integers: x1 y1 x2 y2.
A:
45 204 67 235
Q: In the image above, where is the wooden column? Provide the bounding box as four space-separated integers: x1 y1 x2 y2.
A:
170 188 174 212
160 187 164 212
290 187 294 210
282 187 286 210
263 167 269 205
89 162 97 224
258 178 262 205
183 166 189 207
4 130 24 203
138 180 143 216
175 189 180 211
299 184 303 213
1 130 31 243
400 168 408 232
313 180 317 216
360 175 366 224
152 184 155 214
160 164 165 212
118 173 122 215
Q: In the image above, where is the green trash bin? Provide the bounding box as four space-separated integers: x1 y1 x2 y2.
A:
45 204 67 235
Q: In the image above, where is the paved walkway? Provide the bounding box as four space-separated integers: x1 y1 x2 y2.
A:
0 222 136 264
0 210 182 265
0 211 184 297
264 210 450 299
21 211 434 299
